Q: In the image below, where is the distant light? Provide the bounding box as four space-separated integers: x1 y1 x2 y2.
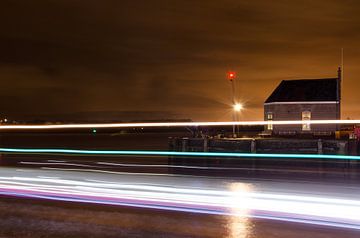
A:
227 71 236 81
233 103 243 112
92 129 97 133
3 119 7 123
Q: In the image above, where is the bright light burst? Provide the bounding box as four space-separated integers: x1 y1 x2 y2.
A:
233 103 243 112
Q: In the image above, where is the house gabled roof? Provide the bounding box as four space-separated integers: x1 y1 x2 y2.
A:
265 78 340 103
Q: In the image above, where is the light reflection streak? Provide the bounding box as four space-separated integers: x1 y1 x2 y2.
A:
19 161 353 177
0 175 359 230
20 162 96 168
228 183 253 238
0 119 359 129
1 148 360 161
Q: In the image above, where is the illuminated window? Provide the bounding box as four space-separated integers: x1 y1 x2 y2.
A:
302 111 311 131
267 113 273 130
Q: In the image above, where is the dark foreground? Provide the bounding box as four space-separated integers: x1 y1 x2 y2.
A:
0 197 358 238
0 166 356 238
0 132 360 237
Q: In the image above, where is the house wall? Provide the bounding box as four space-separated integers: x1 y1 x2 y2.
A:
264 103 340 134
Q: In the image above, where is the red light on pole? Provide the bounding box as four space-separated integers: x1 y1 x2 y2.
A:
227 71 236 81
227 70 237 137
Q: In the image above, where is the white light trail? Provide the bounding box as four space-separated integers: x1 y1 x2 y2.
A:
0 175 360 230
0 119 359 129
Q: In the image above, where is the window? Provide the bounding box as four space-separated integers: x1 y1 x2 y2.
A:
267 113 273 130
302 111 311 131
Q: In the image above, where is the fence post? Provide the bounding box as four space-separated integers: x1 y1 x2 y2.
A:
204 138 209 152
338 142 346 155
182 138 188 152
251 139 256 153
317 139 323 154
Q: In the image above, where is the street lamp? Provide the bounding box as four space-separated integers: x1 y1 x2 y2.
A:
233 103 243 137
233 103 243 112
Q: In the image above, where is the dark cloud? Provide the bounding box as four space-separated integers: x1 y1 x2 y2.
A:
0 0 359 121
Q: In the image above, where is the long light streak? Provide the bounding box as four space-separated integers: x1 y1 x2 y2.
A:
1 147 360 160
0 175 360 230
0 119 359 129
18 161 356 176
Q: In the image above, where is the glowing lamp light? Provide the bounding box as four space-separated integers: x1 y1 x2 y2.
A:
227 71 236 81
233 103 243 112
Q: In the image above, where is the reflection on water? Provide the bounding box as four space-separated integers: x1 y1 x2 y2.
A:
227 183 254 238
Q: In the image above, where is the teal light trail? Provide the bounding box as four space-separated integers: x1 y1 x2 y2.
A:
0 148 359 161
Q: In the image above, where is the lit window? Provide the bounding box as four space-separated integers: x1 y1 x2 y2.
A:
302 111 311 131
267 113 273 130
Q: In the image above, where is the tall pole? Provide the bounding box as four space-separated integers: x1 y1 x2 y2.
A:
341 47 344 79
340 48 343 124
228 71 236 138
231 79 236 137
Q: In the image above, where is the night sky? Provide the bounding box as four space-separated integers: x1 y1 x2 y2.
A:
0 0 359 121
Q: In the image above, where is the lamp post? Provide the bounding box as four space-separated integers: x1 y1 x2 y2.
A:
227 71 237 137
233 103 243 136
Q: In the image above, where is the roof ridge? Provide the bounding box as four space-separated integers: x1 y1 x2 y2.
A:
282 77 338 81
265 78 339 103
